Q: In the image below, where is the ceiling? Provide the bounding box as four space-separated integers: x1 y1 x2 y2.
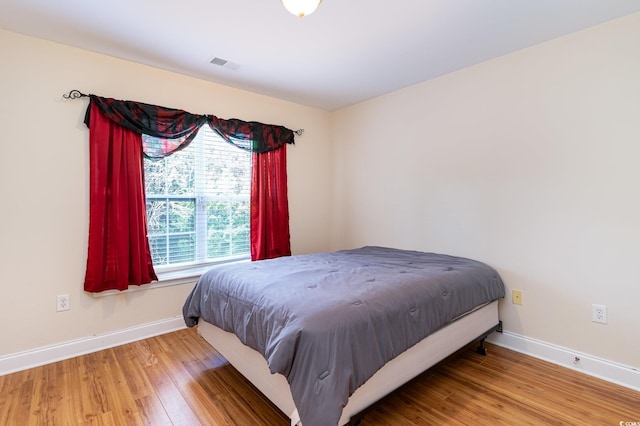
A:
2 0 640 111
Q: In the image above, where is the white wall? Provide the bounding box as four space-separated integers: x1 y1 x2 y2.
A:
331 13 640 369
0 29 332 357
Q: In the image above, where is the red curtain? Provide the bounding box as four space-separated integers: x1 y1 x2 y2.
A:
250 145 292 260
82 95 294 291
84 104 157 292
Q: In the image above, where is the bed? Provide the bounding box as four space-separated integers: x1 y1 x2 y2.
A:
183 246 505 426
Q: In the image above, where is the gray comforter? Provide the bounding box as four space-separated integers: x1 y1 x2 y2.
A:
182 246 505 426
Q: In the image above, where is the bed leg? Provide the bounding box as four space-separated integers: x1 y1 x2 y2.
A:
348 416 363 426
475 321 502 356
476 338 488 356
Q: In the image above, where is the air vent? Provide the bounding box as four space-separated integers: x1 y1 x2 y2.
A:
210 57 241 71
210 57 228 66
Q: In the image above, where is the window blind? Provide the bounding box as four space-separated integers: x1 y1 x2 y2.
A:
143 126 251 268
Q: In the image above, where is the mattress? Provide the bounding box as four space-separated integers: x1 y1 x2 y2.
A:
183 246 505 426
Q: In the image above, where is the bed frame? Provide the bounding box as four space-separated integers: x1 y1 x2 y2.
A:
197 299 501 425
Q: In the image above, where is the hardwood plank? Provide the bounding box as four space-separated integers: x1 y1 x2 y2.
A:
134 337 210 425
1 328 638 425
99 348 146 425
58 357 87 425
133 394 172 426
112 341 156 400
0 370 34 425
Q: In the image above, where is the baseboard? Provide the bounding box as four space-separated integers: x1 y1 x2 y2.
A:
0 316 186 376
487 330 640 392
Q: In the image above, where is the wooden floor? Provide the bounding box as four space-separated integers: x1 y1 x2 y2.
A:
1 328 639 425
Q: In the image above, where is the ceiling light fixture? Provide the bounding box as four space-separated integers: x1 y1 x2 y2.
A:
281 0 322 17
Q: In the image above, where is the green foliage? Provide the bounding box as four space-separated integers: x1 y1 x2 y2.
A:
207 201 250 258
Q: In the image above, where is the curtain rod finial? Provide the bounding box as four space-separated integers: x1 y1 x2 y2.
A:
294 129 304 136
63 90 89 99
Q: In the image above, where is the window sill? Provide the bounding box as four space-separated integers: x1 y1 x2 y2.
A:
91 258 250 297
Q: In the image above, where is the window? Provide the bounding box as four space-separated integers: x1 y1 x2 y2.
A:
143 126 251 270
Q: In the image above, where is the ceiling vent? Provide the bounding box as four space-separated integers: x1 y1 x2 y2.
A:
210 57 241 71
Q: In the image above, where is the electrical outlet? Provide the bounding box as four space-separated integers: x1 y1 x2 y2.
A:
592 304 607 324
56 294 70 312
511 290 523 305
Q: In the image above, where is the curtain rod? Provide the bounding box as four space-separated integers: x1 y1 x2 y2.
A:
62 89 304 136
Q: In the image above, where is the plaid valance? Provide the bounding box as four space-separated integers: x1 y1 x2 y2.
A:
84 95 296 157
